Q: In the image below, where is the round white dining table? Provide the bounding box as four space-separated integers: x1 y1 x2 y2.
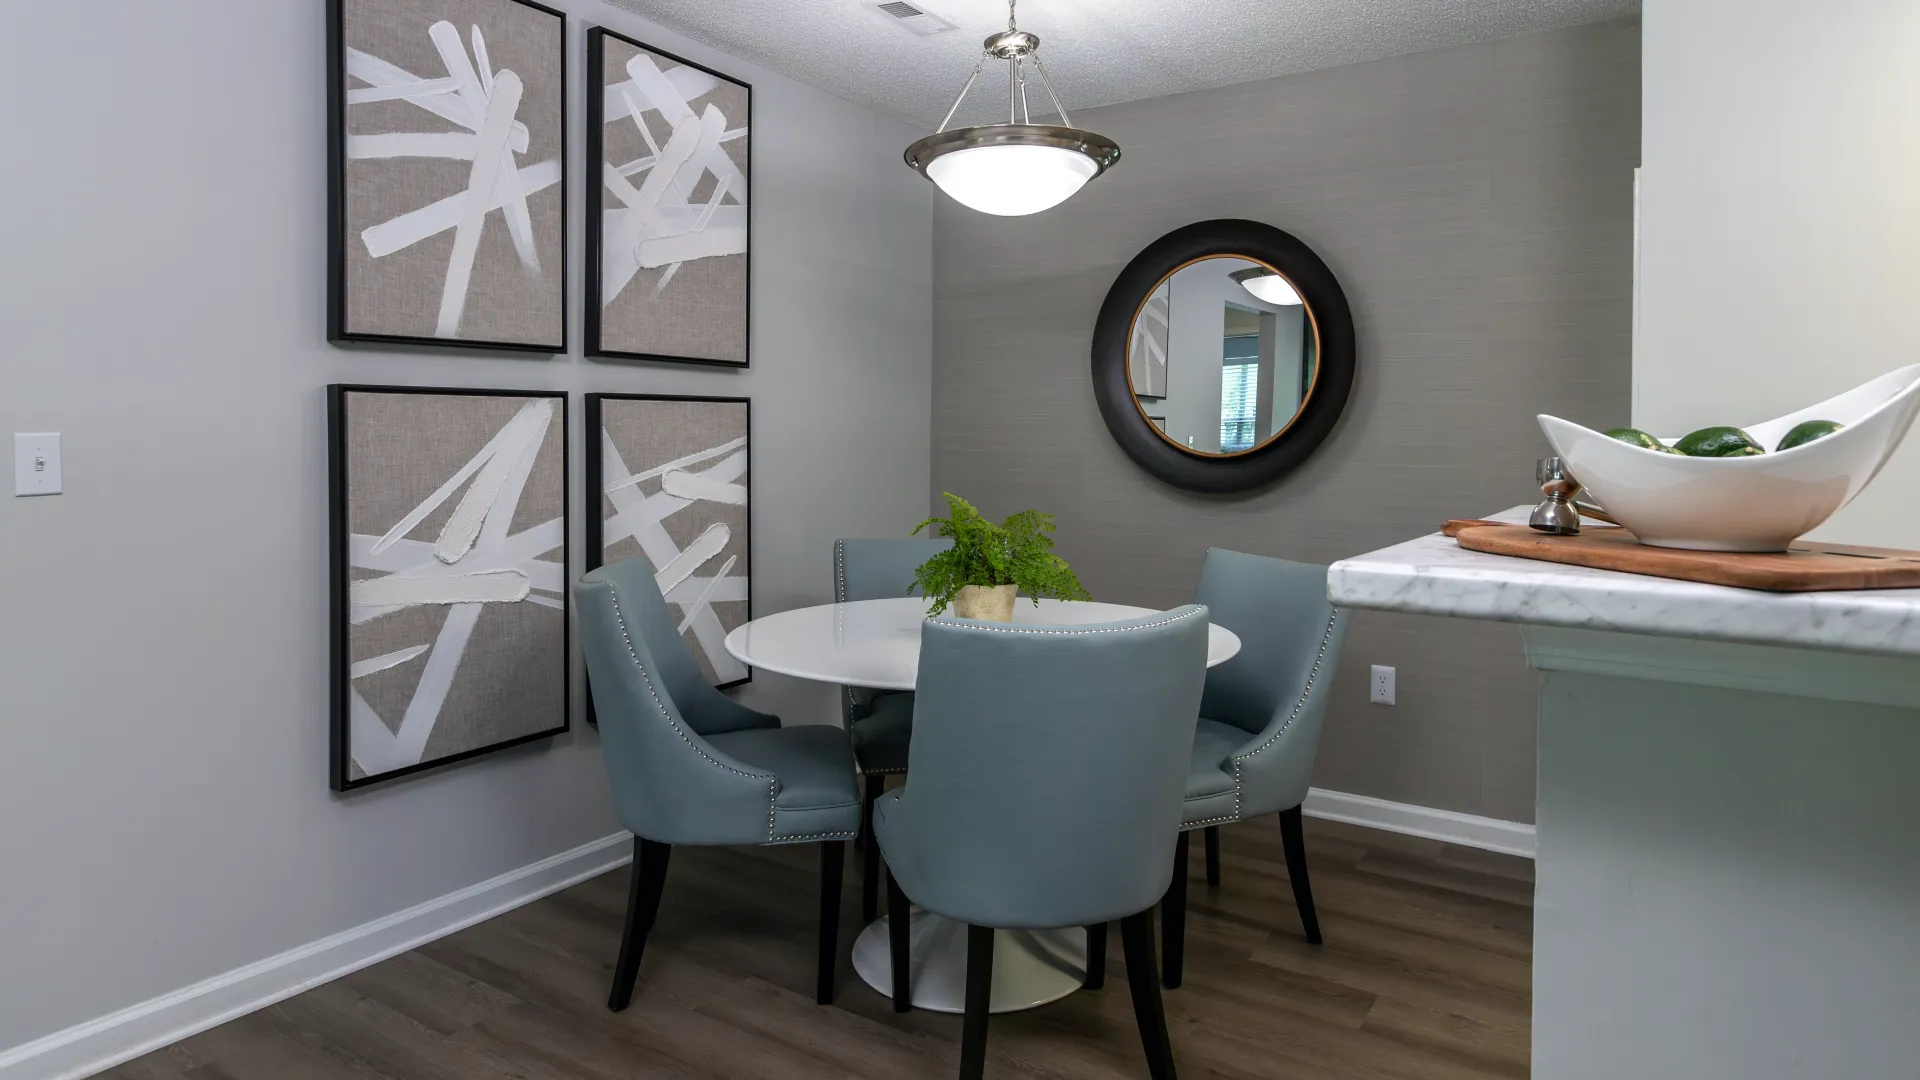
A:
722 597 1242 1015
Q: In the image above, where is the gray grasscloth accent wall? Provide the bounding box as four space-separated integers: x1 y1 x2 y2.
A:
932 19 1640 823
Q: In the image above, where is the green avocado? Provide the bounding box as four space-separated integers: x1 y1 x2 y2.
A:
1604 427 1671 452
1674 426 1766 457
1776 419 1844 452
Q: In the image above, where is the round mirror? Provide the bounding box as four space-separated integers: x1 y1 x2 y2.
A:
1093 220 1355 493
1127 256 1320 456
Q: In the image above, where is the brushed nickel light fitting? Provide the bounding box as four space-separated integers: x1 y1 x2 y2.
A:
903 0 1120 216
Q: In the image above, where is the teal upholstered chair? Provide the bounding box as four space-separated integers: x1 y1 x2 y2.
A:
1161 549 1348 989
874 607 1210 1080
832 537 952 921
575 556 863 1009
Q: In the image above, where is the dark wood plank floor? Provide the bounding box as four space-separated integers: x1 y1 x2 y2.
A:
103 818 1532 1080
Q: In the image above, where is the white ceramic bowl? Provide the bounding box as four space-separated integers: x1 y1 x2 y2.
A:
1537 364 1920 552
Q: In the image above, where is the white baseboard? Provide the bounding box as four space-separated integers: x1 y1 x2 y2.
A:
3 791 1532 1080
0 832 633 1080
1303 787 1536 859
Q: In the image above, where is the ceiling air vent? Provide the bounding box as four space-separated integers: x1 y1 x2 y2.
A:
870 0 955 36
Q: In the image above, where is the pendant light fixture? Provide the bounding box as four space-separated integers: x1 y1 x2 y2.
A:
904 0 1120 216
1231 266 1305 306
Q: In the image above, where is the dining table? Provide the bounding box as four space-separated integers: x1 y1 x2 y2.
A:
723 596 1242 1014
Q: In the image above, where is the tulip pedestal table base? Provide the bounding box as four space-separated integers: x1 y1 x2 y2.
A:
849 909 1088 1013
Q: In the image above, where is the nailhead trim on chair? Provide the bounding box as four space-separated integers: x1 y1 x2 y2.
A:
834 540 860 716
768 752 862 843
1182 607 1343 830
834 540 846 603
840 540 909 781
600 583 785 843
1226 607 1341 822
790 549 866 842
945 607 1206 637
770 829 859 843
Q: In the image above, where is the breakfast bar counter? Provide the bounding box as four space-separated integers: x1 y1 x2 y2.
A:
1331 509 1920 1080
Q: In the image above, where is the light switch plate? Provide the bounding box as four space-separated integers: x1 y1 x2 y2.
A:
14 433 62 496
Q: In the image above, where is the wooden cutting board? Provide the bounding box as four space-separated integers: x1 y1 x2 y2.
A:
1439 520 1920 592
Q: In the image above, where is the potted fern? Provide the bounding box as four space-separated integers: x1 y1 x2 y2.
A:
910 493 1092 621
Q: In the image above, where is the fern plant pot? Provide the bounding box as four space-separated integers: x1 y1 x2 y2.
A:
952 584 1018 622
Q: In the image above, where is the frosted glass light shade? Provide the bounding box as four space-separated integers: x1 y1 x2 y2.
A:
923 144 1100 217
1236 269 1304 306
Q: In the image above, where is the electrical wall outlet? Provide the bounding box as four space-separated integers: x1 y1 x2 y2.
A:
14 433 62 496
1370 664 1396 705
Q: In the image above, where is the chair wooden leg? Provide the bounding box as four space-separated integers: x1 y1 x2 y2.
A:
861 775 885 922
608 837 671 1012
1121 911 1178 1080
1204 825 1221 887
1161 830 1189 989
1083 923 1107 989
817 840 845 1005
886 867 913 1012
1279 806 1323 945
959 925 996 1080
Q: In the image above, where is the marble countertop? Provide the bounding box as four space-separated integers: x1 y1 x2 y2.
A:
1328 507 1920 657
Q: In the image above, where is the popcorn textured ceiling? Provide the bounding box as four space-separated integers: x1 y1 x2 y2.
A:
608 0 1639 128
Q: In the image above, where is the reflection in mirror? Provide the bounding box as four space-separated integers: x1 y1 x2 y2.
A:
1128 256 1318 456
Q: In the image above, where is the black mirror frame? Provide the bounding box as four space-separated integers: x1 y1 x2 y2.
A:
1091 219 1356 494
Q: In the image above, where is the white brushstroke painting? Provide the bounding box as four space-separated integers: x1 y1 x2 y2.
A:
341 392 565 782
595 397 750 686
338 0 563 346
592 31 749 364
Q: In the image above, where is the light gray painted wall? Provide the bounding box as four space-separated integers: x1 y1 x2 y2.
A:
1635 0 1920 548
0 0 929 1051
932 19 1640 823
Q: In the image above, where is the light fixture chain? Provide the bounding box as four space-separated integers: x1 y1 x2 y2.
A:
1008 0 1017 32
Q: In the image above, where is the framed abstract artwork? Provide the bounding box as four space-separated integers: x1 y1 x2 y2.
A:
328 0 567 352
585 394 751 689
585 28 751 366
329 385 569 790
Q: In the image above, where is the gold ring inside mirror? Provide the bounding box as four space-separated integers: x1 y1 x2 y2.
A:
1126 255 1321 457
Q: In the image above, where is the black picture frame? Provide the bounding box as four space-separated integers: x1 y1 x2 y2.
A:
1091 219 1358 494
329 384 571 791
327 0 569 354
584 26 753 367
584 393 753 714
